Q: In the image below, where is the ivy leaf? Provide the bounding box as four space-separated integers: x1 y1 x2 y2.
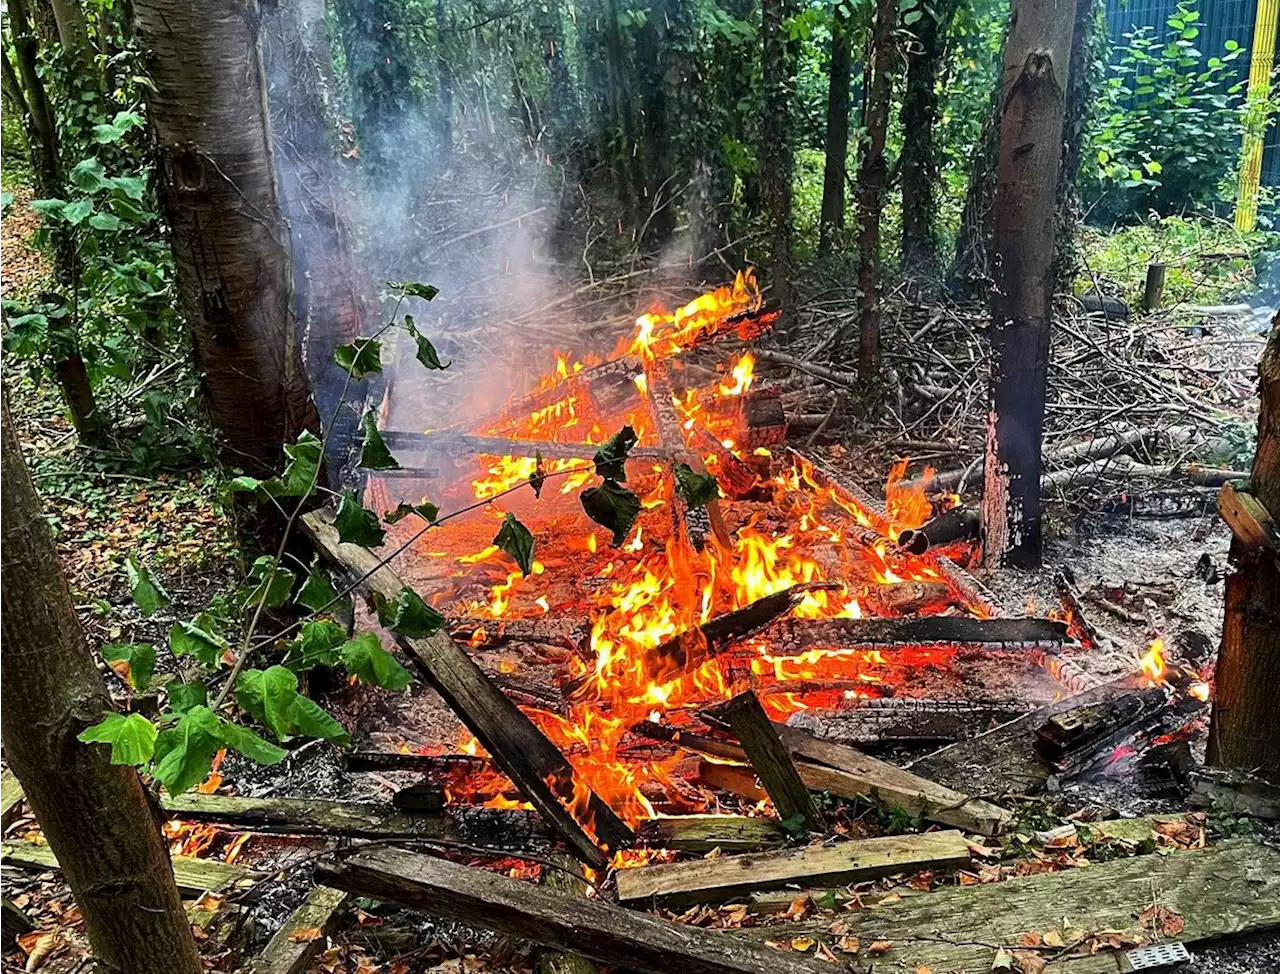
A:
335 490 386 548
217 720 287 765
359 411 400 470
674 463 720 509
78 712 157 765
530 451 546 499
333 337 382 379
592 426 638 481
169 614 228 668
403 315 449 370
384 499 440 524
388 280 440 301
125 556 170 617
153 707 222 794
69 157 109 192
493 513 535 575
224 474 265 497
290 619 347 670
240 556 297 610
102 642 156 690
261 665 300 740
166 681 207 715
339 632 413 691
287 694 351 745
296 563 339 612
264 430 323 497
378 587 446 639
580 480 642 545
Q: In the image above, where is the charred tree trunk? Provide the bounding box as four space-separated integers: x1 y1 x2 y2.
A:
132 0 320 480
1052 0 1097 293
760 0 796 321
980 0 1077 569
0 393 202 974
1208 321 1280 783
853 0 896 376
818 3 851 254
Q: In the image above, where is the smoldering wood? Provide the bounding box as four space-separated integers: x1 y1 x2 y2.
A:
1053 567 1103 648
344 751 490 775
863 580 953 614
315 846 837 974
896 506 980 554
1033 683 1170 770
391 781 447 812
377 430 679 465
764 615 1067 653
635 814 786 852
740 391 788 447
448 616 592 649
302 508 633 868
787 699 1027 747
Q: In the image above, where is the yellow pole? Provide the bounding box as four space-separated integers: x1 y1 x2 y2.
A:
1236 0 1279 232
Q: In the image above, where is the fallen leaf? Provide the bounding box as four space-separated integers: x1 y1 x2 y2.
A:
1042 930 1065 948
1139 904 1185 937
916 966 933 974
20 931 57 972
967 841 1003 858
288 927 323 943
879 891 902 905
908 870 935 891
1018 931 1043 947
992 947 1013 970
782 895 814 920
1013 950 1047 974
815 942 839 963
836 935 861 954
868 940 893 955
791 937 816 952
827 919 851 937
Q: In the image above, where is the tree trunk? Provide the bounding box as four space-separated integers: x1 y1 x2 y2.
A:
900 0 958 272
1207 320 1280 783
853 0 895 376
51 339 101 437
435 0 453 161
760 0 795 320
818 4 851 254
980 0 1077 569
1052 0 1097 293
637 0 676 246
132 0 320 480
333 0 417 170
0 393 202 974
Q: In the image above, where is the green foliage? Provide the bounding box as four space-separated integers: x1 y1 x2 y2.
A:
674 463 720 508
239 556 298 610
296 563 340 613
227 430 325 499
334 337 384 379
384 499 441 524
235 666 350 745
359 410 401 470
169 614 228 668
581 478 642 545
339 632 414 690
592 425 638 480
101 642 156 690
403 315 450 370
376 587 447 639
493 512 536 574
78 712 158 765
335 490 386 547
125 555 170 616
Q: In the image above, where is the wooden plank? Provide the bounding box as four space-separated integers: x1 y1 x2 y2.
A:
1 838 252 895
162 793 453 840
616 830 970 907
253 884 350 974
538 853 598 974
315 846 836 974
301 508 633 870
709 691 824 832
636 815 786 853
765 615 1068 653
0 769 23 831
737 839 1280 973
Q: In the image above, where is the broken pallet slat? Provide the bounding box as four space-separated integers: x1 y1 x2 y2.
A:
616 830 970 907
301 508 633 869
162 793 454 840
765 616 1069 654
538 853 599 974
737 839 1280 973
316 846 835 974
636 815 786 853
1 838 251 895
0 769 24 831
253 885 350 974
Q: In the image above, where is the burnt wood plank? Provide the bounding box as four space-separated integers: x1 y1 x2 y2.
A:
301 508 633 869
315 847 836 974
636 815 786 853
253 885 350 974
1 837 252 895
765 616 1068 653
161 793 456 840
616 830 970 907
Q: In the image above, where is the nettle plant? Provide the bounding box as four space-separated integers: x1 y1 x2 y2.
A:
78 283 720 793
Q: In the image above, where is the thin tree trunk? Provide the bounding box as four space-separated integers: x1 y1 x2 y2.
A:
333 0 417 170
854 0 895 376
818 4 851 254
1207 319 1280 783
435 0 453 161
761 0 795 320
637 0 675 245
1 393 202 974
1052 0 1097 293
51 339 101 436
132 0 320 480
980 0 1076 569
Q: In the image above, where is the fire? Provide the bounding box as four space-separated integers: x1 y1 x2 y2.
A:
1139 638 1167 684
622 270 763 360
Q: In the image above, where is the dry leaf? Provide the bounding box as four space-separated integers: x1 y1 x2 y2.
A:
20 931 57 972
908 870 935 891
1013 950 1047 974
1018 931 1043 947
991 947 1014 970
791 937 816 952
967 841 1003 858
879 891 902 905
868 940 893 955
783 895 814 920
815 942 839 963
1042 930 1065 948
288 926 323 943
827 919 851 937
836 935 861 954
1139 904 1185 937
916 966 934 974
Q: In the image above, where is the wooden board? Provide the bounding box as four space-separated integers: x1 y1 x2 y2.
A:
253 884 350 974
1 837 252 895
316 846 837 974
0 769 23 831
637 815 785 853
302 508 633 869
162 793 452 840
736 839 1280 973
538 853 598 974
615 830 970 907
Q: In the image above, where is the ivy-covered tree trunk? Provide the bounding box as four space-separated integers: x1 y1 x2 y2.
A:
132 0 319 479
760 0 795 319
333 0 417 170
980 0 1076 568
853 0 896 376
1052 0 1098 293
818 3 851 255
1 393 203 974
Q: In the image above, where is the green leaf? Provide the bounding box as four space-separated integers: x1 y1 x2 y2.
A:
89 211 124 231
780 811 809 835
384 499 440 524
530 451 547 499
339 631 413 690
153 707 222 794
674 463 720 509
264 430 323 497
403 315 450 370
592 426 638 481
240 556 297 610
287 694 351 745
62 198 94 225
69 157 109 192
333 337 382 379
388 280 440 301
262 665 300 740
580 480 642 546
166 681 207 715
102 642 156 690
335 490 386 548
78 712 157 765
296 563 339 612
108 173 147 202
493 512 535 575
234 669 268 724
29 199 67 220
359 410 400 470
224 474 266 497
125 556 170 617
216 719 287 765
290 619 347 670
378 587 446 639
169 614 228 667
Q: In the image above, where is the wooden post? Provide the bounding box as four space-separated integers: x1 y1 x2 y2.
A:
710 691 825 832
1141 263 1167 312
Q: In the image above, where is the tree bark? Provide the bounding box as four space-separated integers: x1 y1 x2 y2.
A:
1052 0 1097 293
1207 320 1280 783
0 392 202 974
818 4 851 254
333 0 417 170
761 0 796 321
853 0 895 376
980 0 1077 569
132 0 320 479
434 0 453 161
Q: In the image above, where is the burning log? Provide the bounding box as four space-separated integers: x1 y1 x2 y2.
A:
787 699 1027 747
302 508 633 869
635 815 786 853
895 507 980 555
377 431 678 466
764 615 1068 654
863 580 952 614
1033 683 1171 772
922 553 1002 617
740 390 788 448
314 847 836 974
615 830 970 907
707 691 825 832
345 751 490 774
1053 567 1104 649
685 423 759 498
